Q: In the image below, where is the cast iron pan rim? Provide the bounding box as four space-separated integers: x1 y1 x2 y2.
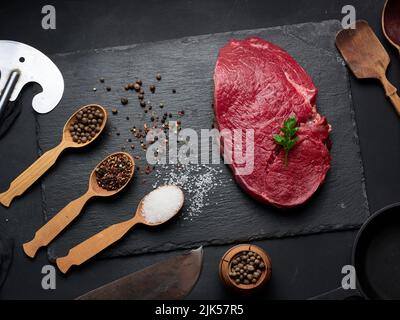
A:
351 202 400 299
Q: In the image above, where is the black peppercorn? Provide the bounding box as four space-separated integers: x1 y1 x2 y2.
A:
69 106 105 144
228 250 266 286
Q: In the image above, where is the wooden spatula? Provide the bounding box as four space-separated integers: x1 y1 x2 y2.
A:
336 20 400 115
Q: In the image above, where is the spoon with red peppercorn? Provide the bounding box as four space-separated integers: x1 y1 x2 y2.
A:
23 152 134 258
0 104 107 207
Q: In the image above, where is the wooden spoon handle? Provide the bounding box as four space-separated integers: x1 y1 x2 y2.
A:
388 93 400 116
56 217 139 273
0 141 69 207
23 191 92 258
380 76 400 115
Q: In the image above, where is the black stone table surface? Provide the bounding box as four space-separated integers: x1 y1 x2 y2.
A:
1 0 399 299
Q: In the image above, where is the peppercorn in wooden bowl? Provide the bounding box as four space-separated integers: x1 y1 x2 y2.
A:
219 244 272 293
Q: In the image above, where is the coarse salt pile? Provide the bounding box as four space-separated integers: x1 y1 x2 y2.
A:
142 185 184 224
153 164 225 220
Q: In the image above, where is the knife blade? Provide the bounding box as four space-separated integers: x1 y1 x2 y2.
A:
76 247 203 300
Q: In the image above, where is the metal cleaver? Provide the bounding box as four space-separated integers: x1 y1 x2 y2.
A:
0 41 64 127
76 247 203 300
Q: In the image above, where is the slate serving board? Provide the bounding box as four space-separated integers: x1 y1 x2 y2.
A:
37 20 369 261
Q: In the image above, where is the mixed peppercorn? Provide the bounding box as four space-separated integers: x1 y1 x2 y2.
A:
96 74 184 176
95 153 133 191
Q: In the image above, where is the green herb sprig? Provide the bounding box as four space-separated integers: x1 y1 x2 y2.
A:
273 116 299 166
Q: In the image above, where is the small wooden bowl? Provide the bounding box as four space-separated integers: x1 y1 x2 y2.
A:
219 244 272 293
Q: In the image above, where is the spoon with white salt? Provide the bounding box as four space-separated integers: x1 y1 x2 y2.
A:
56 185 184 273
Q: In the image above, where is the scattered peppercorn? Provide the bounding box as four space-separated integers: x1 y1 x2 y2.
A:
145 165 153 174
99 78 105 83
136 79 142 86
112 108 118 115
150 85 156 93
140 101 146 107
156 73 162 81
134 83 141 91
159 103 164 108
172 89 176 94
106 86 111 92
121 97 128 105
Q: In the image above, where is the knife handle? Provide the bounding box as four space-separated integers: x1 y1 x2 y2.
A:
23 191 93 258
380 75 400 115
0 141 69 207
56 217 140 273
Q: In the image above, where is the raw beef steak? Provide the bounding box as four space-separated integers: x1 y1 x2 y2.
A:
213 37 331 208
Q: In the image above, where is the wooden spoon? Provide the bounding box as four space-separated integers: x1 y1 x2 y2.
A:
336 20 400 115
22 152 135 258
56 185 184 273
0 104 108 207
382 0 400 55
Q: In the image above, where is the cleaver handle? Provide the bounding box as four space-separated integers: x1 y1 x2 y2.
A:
0 70 20 124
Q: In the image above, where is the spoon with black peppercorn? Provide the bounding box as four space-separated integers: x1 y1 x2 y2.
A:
23 152 135 258
0 104 108 207
56 185 184 273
